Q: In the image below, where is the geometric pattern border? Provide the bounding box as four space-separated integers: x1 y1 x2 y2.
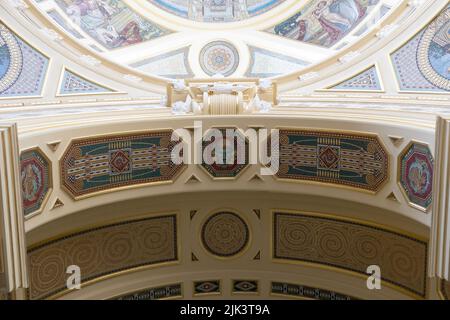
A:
273 212 428 297
0 22 49 97
271 281 356 300
114 283 182 300
276 129 389 193
60 130 185 199
58 69 113 95
28 214 178 299
398 141 433 212
390 5 449 93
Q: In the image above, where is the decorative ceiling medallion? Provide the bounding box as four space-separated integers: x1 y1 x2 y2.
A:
201 128 249 179
201 211 249 258
0 23 22 93
148 0 285 22
199 41 239 77
417 5 450 91
20 148 52 217
399 142 433 211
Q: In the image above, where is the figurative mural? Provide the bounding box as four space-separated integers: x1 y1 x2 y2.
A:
56 0 169 49
268 0 379 47
148 0 285 22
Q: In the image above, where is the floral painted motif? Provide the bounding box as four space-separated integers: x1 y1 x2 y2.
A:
399 142 433 211
20 149 52 217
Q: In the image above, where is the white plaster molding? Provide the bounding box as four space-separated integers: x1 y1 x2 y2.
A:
40 28 63 42
0 124 28 298
408 0 425 8
123 74 142 83
79 55 101 66
376 24 399 38
429 116 450 280
298 72 319 82
338 51 361 64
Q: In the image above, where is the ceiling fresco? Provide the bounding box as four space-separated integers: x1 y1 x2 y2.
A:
148 0 286 22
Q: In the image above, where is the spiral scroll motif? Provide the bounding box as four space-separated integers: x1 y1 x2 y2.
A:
28 215 177 300
273 212 427 297
201 212 249 258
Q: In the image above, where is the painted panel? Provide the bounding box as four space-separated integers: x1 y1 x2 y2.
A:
267 0 380 47
54 0 170 49
28 215 178 299
276 129 389 192
273 212 428 297
61 131 185 199
0 23 49 97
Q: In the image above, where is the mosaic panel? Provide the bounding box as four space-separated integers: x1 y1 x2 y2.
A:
245 46 309 78
399 142 433 211
271 282 355 300
199 41 239 77
391 5 449 92
330 65 382 91
276 129 389 192
130 47 194 79
115 283 182 300
201 212 249 258
267 0 380 47
59 69 113 95
273 212 428 297
28 215 178 299
194 280 221 295
0 23 49 97
148 0 285 22
232 280 258 293
61 131 185 198
54 0 170 49
20 149 52 217
201 128 249 178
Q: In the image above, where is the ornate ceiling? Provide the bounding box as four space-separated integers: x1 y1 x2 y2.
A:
30 0 401 79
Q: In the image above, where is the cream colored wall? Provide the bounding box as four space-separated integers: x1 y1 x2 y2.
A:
17 113 435 232
26 191 430 300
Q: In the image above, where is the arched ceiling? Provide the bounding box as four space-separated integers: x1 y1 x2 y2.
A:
32 0 402 79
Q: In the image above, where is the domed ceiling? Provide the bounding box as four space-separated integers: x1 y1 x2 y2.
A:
148 0 286 22
33 0 398 79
